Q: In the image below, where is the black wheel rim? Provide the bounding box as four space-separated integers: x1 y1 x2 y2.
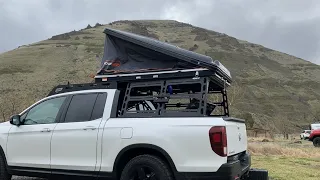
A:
129 165 157 180
316 139 320 147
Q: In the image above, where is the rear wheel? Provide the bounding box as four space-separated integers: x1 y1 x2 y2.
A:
0 154 11 180
119 155 174 180
313 137 320 147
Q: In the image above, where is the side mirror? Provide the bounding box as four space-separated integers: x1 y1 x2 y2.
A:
10 115 22 126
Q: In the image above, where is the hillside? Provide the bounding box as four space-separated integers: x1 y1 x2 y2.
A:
0 20 320 131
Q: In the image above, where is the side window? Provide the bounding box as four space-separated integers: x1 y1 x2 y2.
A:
91 93 107 120
64 93 98 123
23 96 66 125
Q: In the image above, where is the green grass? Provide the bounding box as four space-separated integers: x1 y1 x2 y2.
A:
252 156 320 180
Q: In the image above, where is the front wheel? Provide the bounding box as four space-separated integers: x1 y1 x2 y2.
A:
120 155 174 180
0 154 11 180
313 137 320 147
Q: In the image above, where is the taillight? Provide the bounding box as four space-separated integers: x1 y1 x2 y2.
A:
209 126 227 157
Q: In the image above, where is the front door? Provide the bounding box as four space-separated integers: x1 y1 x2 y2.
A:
6 96 67 169
50 92 107 172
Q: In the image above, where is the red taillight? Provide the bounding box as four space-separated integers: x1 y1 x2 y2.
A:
209 126 227 157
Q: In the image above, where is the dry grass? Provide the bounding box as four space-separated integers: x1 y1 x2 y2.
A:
248 136 275 142
249 138 320 180
249 142 320 158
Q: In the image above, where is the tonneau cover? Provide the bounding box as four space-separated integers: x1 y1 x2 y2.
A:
98 27 232 83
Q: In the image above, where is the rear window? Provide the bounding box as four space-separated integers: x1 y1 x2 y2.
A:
64 93 98 123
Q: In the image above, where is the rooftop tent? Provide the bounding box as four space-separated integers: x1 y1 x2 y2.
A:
98 27 232 83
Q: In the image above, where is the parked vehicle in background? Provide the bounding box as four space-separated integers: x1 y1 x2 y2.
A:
310 122 320 130
308 129 320 147
300 130 311 140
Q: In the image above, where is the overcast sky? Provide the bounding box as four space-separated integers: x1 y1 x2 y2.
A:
1 0 320 64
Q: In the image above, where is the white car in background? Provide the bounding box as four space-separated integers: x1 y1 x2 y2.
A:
300 130 311 140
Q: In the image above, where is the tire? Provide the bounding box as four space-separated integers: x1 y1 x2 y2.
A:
313 137 320 147
119 155 174 180
0 154 11 180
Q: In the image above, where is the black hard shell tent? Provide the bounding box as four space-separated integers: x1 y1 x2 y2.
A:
98 28 232 83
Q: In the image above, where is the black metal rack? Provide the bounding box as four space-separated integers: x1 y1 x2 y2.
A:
47 82 117 97
48 68 230 97
117 76 230 118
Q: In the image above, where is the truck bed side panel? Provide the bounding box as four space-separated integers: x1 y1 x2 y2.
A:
99 117 228 173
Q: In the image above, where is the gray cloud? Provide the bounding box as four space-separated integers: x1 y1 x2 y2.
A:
1 0 320 64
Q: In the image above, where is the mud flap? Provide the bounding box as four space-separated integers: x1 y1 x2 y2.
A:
247 168 269 180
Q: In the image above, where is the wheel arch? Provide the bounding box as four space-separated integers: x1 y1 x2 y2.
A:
113 143 178 179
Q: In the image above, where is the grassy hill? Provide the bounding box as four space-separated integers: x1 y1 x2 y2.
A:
0 20 320 131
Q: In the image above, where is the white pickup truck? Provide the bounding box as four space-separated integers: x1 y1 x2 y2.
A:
0 68 268 180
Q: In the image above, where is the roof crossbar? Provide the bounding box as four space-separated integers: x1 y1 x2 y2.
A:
47 82 117 97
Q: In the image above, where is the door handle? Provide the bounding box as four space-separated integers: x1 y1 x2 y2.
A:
83 126 96 131
41 128 51 132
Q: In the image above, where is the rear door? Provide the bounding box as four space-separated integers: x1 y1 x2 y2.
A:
50 92 107 173
224 117 247 156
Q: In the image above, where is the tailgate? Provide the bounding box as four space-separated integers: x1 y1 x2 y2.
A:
224 117 247 156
